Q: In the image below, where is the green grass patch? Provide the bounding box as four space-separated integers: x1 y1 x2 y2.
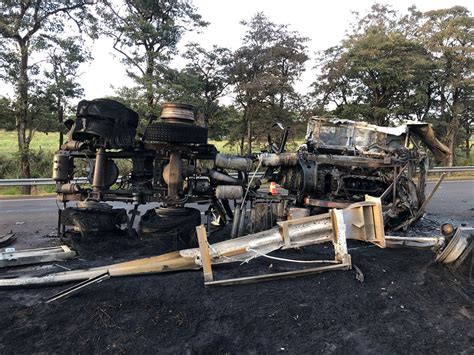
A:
208 140 241 154
0 185 56 196
208 139 305 155
0 130 60 155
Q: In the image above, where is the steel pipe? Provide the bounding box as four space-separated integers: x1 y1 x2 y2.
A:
92 147 106 192
215 154 253 172
260 153 298 167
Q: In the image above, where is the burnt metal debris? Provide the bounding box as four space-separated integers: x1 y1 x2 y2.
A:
0 198 471 291
51 99 451 246
1 98 469 293
0 246 76 268
0 197 399 287
0 232 15 247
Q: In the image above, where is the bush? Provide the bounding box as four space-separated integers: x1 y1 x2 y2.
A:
0 148 137 181
29 149 55 178
0 149 54 179
0 154 17 179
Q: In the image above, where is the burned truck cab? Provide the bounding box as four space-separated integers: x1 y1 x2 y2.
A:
268 117 449 229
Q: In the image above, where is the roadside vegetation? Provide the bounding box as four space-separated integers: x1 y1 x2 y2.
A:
0 130 471 197
0 2 472 195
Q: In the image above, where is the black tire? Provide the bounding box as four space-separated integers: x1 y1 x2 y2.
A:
139 207 202 248
144 122 208 144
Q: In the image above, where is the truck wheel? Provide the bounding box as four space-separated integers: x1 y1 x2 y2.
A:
139 207 202 248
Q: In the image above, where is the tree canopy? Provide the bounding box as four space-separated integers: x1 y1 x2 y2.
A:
229 12 309 154
0 0 95 192
312 4 473 164
0 2 473 191
99 0 207 112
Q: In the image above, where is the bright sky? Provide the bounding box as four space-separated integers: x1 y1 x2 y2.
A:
1 0 472 101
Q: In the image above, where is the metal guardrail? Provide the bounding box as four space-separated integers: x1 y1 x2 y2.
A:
428 166 474 172
0 167 472 187
0 177 88 187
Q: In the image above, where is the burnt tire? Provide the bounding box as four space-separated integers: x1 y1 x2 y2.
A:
139 207 202 249
144 122 208 144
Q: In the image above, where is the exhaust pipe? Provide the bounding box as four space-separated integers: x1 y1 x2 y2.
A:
215 154 253 172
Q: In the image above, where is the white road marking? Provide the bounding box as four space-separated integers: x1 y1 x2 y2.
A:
427 180 473 184
1 208 55 214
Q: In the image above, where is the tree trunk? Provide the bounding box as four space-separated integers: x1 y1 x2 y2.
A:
246 113 252 155
445 128 455 167
204 100 212 128
145 51 155 109
239 113 246 156
58 97 64 148
16 41 31 195
465 125 471 158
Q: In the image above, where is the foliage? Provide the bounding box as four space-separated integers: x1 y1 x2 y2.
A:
313 5 434 126
0 96 15 130
0 149 54 179
1 2 473 187
312 4 473 165
99 0 207 112
171 43 232 130
229 12 309 154
41 36 92 143
413 6 473 165
0 0 95 192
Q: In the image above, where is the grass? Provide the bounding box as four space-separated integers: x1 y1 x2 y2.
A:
0 129 472 196
208 140 241 154
0 130 60 155
0 130 277 155
209 139 305 154
0 130 241 154
0 185 55 196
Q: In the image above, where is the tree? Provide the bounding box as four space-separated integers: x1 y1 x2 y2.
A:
181 43 232 128
230 13 308 154
111 86 151 127
414 6 473 166
99 0 207 113
0 0 95 193
26 89 56 133
313 5 473 165
313 4 434 126
0 96 15 130
460 93 473 159
42 37 91 147
160 43 232 135
211 105 243 142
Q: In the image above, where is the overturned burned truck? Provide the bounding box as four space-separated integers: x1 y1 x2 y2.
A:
266 117 450 229
53 99 450 247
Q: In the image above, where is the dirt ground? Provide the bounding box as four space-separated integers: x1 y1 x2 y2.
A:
0 214 472 354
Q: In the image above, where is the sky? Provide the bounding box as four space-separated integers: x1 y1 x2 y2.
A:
1 0 472 102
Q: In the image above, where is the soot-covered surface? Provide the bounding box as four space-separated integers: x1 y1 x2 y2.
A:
0 220 472 354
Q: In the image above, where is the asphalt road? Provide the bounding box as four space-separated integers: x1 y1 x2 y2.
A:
0 180 472 249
